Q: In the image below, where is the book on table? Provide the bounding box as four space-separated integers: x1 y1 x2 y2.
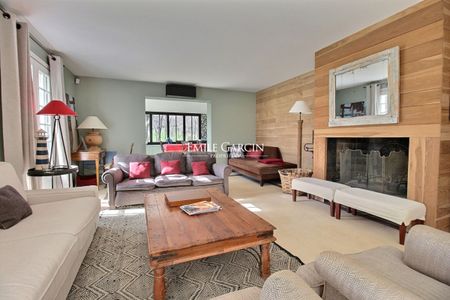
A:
165 190 211 207
180 200 222 216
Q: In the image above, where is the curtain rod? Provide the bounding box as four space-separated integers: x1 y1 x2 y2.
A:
1 5 11 19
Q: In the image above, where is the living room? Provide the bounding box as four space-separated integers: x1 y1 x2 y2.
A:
1 0 450 299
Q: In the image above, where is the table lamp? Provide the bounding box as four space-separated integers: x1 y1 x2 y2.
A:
77 116 108 152
289 100 312 168
36 100 77 169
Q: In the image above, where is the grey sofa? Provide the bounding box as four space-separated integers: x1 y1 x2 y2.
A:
213 225 450 300
102 152 231 208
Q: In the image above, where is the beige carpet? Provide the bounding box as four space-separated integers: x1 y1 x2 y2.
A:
228 174 402 263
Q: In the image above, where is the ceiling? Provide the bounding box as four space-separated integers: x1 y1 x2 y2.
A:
2 0 420 92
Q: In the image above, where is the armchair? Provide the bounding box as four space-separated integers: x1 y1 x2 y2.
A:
213 225 450 300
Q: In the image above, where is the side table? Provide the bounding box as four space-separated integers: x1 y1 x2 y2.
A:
27 166 78 188
71 151 105 186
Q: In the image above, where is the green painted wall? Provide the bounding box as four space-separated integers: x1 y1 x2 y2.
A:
64 66 77 100
74 77 256 163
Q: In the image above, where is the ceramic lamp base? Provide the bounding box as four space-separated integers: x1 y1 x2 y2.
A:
85 131 103 152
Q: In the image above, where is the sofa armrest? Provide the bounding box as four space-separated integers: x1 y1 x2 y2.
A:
213 163 232 195
315 251 422 300
101 167 124 208
26 186 99 205
260 270 322 300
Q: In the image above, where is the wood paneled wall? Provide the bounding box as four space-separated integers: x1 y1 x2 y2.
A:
256 71 314 168
313 0 450 231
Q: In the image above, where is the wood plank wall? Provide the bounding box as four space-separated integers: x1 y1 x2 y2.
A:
440 0 450 231
313 0 450 231
256 71 315 168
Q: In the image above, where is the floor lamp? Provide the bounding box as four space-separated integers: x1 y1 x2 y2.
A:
37 100 77 169
289 100 312 168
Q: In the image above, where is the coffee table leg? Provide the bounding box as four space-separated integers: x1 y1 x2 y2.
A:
153 267 165 300
260 243 270 279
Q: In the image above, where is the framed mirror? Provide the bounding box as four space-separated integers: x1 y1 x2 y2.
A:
329 47 399 127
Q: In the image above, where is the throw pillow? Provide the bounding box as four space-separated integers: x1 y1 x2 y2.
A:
161 160 181 175
247 150 263 159
258 158 284 166
191 161 210 176
129 162 151 179
0 185 32 229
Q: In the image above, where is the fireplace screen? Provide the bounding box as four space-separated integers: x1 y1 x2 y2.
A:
327 138 409 197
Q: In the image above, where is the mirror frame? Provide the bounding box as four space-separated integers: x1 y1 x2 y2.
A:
328 46 400 127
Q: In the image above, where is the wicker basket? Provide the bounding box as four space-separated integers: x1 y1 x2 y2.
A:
278 168 313 194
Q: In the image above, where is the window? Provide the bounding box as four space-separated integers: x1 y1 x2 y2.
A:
31 53 52 147
146 112 203 144
375 82 389 115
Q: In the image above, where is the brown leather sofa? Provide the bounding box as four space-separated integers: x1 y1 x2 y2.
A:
227 145 296 186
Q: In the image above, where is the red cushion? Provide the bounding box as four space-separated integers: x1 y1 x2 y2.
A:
247 150 263 159
191 161 210 176
129 162 151 179
258 158 284 165
160 160 181 175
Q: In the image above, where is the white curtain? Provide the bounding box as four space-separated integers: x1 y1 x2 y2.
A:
49 55 71 187
0 13 24 175
18 23 38 187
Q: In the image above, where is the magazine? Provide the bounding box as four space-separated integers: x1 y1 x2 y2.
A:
180 201 222 216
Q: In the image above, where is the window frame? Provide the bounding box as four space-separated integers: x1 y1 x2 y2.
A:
146 111 202 145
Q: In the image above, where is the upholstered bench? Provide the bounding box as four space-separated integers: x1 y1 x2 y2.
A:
291 177 349 216
334 188 426 244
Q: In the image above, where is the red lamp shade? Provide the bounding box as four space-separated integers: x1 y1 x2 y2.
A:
36 100 77 116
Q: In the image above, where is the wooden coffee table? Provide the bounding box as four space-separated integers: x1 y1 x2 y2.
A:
144 188 276 300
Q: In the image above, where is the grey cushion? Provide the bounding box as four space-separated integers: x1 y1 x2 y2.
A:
185 152 216 174
154 174 192 187
260 270 321 300
113 153 154 177
404 225 450 286
189 174 223 186
116 178 155 191
211 287 260 300
0 185 32 229
154 152 186 175
296 262 324 296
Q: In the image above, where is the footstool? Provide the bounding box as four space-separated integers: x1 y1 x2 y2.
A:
291 178 349 216
334 188 426 244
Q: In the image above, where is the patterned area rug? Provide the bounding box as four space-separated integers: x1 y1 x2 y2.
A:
69 207 303 300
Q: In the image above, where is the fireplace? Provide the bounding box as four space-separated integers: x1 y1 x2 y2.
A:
327 138 409 197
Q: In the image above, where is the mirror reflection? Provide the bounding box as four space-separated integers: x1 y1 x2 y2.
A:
335 59 389 119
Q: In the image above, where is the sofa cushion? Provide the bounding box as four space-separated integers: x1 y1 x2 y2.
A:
116 178 155 191
189 175 224 186
0 196 99 242
185 152 216 174
160 160 181 175
192 161 210 176
155 174 192 187
154 152 186 175
114 153 153 177
0 162 27 200
246 150 263 159
0 185 32 229
0 234 77 300
129 161 151 179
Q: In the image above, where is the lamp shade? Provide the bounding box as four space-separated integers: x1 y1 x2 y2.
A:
36 100 77 116
78 116 108 130
289 100 312 114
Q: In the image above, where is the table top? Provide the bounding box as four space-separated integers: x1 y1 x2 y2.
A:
27 166 79 176
144 188 276 258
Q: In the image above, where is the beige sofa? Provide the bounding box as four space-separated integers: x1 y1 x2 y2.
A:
0 162 100 300
213 225 450 300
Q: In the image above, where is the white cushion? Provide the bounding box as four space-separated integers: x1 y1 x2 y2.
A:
334 188 426 226
0 196 99 243
0 234 77 300
291 177 348 200
0 162 27 200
